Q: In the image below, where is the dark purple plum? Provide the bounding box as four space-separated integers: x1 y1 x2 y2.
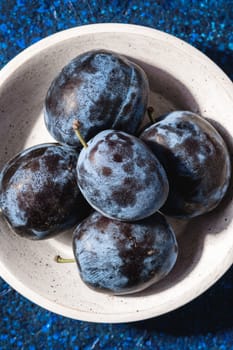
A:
44 49 149 148
73 211 178 295
140 111 231 218
77 130 169 221
0 143 90 239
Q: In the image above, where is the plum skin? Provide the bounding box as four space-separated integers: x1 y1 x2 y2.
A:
73 211 178 295
140 111 231 218
77 130 169 221
0 143 90 240
44 49 149 148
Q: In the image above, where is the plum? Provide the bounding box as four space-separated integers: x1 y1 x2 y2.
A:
44 49 149 148
0 143 90 239
76 129 169 221
140 111 231 218
73 211 178 295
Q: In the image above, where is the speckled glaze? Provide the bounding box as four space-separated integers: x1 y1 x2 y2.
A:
0 24 233 323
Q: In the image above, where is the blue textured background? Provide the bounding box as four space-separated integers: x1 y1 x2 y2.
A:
0 1 233 349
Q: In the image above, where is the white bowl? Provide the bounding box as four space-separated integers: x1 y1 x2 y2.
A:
0 23 233 323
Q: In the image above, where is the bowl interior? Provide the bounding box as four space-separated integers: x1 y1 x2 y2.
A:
0 24 233 322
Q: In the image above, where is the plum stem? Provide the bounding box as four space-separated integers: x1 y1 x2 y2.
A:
147 106 155 124
55 255 75 263
73 120 88 149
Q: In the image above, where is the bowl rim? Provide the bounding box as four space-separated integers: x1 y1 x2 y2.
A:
0 23 232 92
0 23 233 323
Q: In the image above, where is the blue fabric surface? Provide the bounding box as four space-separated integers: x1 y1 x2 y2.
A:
0 1 233 349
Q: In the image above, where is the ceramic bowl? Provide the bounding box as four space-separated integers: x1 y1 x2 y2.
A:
0 23 233 323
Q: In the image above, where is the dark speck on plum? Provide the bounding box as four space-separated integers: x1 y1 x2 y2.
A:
102 167 112 176
95 215 110 231
112 189 136 207
113 153 123 162
89 140 104 162
28 160 40 172
123 162 134 174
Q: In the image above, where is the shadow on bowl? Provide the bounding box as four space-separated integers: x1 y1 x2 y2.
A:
129 59 201 115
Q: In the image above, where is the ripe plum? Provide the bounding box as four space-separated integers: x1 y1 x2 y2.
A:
44 50 149 148
77 130 169 221
73 211 178 295
0 143 90 239
140 111 231 218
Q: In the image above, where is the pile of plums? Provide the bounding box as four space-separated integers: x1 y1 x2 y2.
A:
0 50 231 295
